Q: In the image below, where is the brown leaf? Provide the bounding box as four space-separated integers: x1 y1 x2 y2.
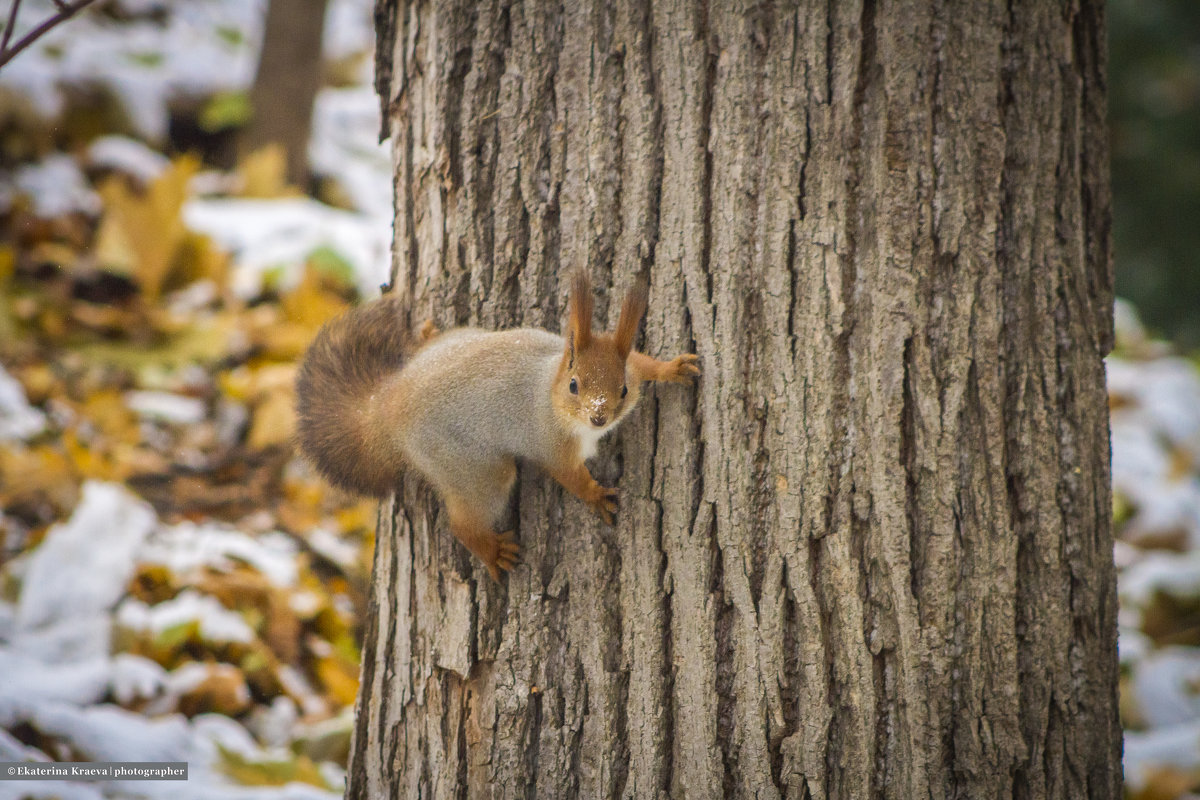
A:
177 663 252 717
195 568 302 666
127 446 289 520
1142 590 1200 647
0 444 79 522
1131 766 1200 800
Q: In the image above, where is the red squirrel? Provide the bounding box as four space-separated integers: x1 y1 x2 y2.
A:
295 272 699 580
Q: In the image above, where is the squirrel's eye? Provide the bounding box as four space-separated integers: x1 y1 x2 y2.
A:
620 384 627 398
569 378 578 394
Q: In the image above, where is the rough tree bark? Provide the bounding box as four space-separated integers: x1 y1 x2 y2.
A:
347 0 1118 798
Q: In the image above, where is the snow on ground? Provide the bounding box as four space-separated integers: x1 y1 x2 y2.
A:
2 154 102 218
0 365 47 442
0 2 375 796
4 0 1200 795
0 0 391 299
183 196 389 300
87 135 172 184
0 0 265 141
0 483 344 799
1111 301 1200 793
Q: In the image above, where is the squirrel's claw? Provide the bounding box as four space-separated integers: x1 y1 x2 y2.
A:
589 486 618 525
484 531 520 582
664 353 701 383
418 319 441 343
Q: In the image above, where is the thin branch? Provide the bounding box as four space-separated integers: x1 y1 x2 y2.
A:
0 0 101 71
1 0 23 54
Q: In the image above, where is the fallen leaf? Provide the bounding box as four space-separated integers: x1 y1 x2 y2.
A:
177 663 252 717
215 742 331 790
237 145 300 199
313 650 359 707
247 389 295 449
95 156 200 300
1131 766 1200 800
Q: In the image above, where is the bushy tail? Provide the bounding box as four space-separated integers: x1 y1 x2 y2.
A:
295 294 413 497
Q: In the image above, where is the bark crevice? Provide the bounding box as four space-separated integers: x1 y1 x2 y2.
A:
351 1 1119 796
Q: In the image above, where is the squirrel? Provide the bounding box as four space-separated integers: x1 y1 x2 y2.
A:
294 271 700 580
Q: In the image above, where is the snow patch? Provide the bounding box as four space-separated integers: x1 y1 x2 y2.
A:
139 521 299 587
183 197 389 299
3 155 100 218
16 482 157 633
125 390 208 425
87 134 171 183
116 591 255 645
1125 719 1200 792
0 366 47 442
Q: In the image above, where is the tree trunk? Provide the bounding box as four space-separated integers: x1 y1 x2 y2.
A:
242 0 329 185
348 0 1118 798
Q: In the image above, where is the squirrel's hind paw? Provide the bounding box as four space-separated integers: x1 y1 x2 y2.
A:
588 486 618 525
484 531 521 582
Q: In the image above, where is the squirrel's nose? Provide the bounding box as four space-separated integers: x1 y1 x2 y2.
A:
590 413 607 427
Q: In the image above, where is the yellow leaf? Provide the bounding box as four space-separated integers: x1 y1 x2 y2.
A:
237 145 301 199
14 364 57 405
219 366 255 402
96 156 200 300
1131 766 1200 800
74 312 239 370
247 389 295 449
174 232 230 290
314 651 360 707
280 266 351 330
28 242 80 271
63 429 122 482
221 363 295 403
93 212 138 279
334 502 376 535
0 243 15 282
215 744 331 790
255 321 316 361
0 444 79 513
81 388 139 439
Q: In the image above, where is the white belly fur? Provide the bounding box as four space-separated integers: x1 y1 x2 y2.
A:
574 422 610 460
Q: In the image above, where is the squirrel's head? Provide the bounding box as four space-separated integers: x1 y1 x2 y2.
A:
553 271 646 436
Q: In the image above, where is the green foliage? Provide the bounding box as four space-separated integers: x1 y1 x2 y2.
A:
216 26 245 47
124 51 165 68
1109 0 1200 345
199 90 253 132
306 246 357 289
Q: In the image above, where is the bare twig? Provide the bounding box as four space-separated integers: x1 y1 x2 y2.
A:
0 0 101 71
1 0 23 54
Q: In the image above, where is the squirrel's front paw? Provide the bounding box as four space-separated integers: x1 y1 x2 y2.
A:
662 353 701 383
482 531 520 582
585 485 618 525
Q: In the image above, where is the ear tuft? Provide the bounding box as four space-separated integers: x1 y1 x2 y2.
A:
614 281 648 359
568 270 594 352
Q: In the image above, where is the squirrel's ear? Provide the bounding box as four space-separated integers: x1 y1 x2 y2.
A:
567 270 593 358
614 281 648 359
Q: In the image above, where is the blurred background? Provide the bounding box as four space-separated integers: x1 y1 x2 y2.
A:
0 1 1196 798
1110 0 1200 347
